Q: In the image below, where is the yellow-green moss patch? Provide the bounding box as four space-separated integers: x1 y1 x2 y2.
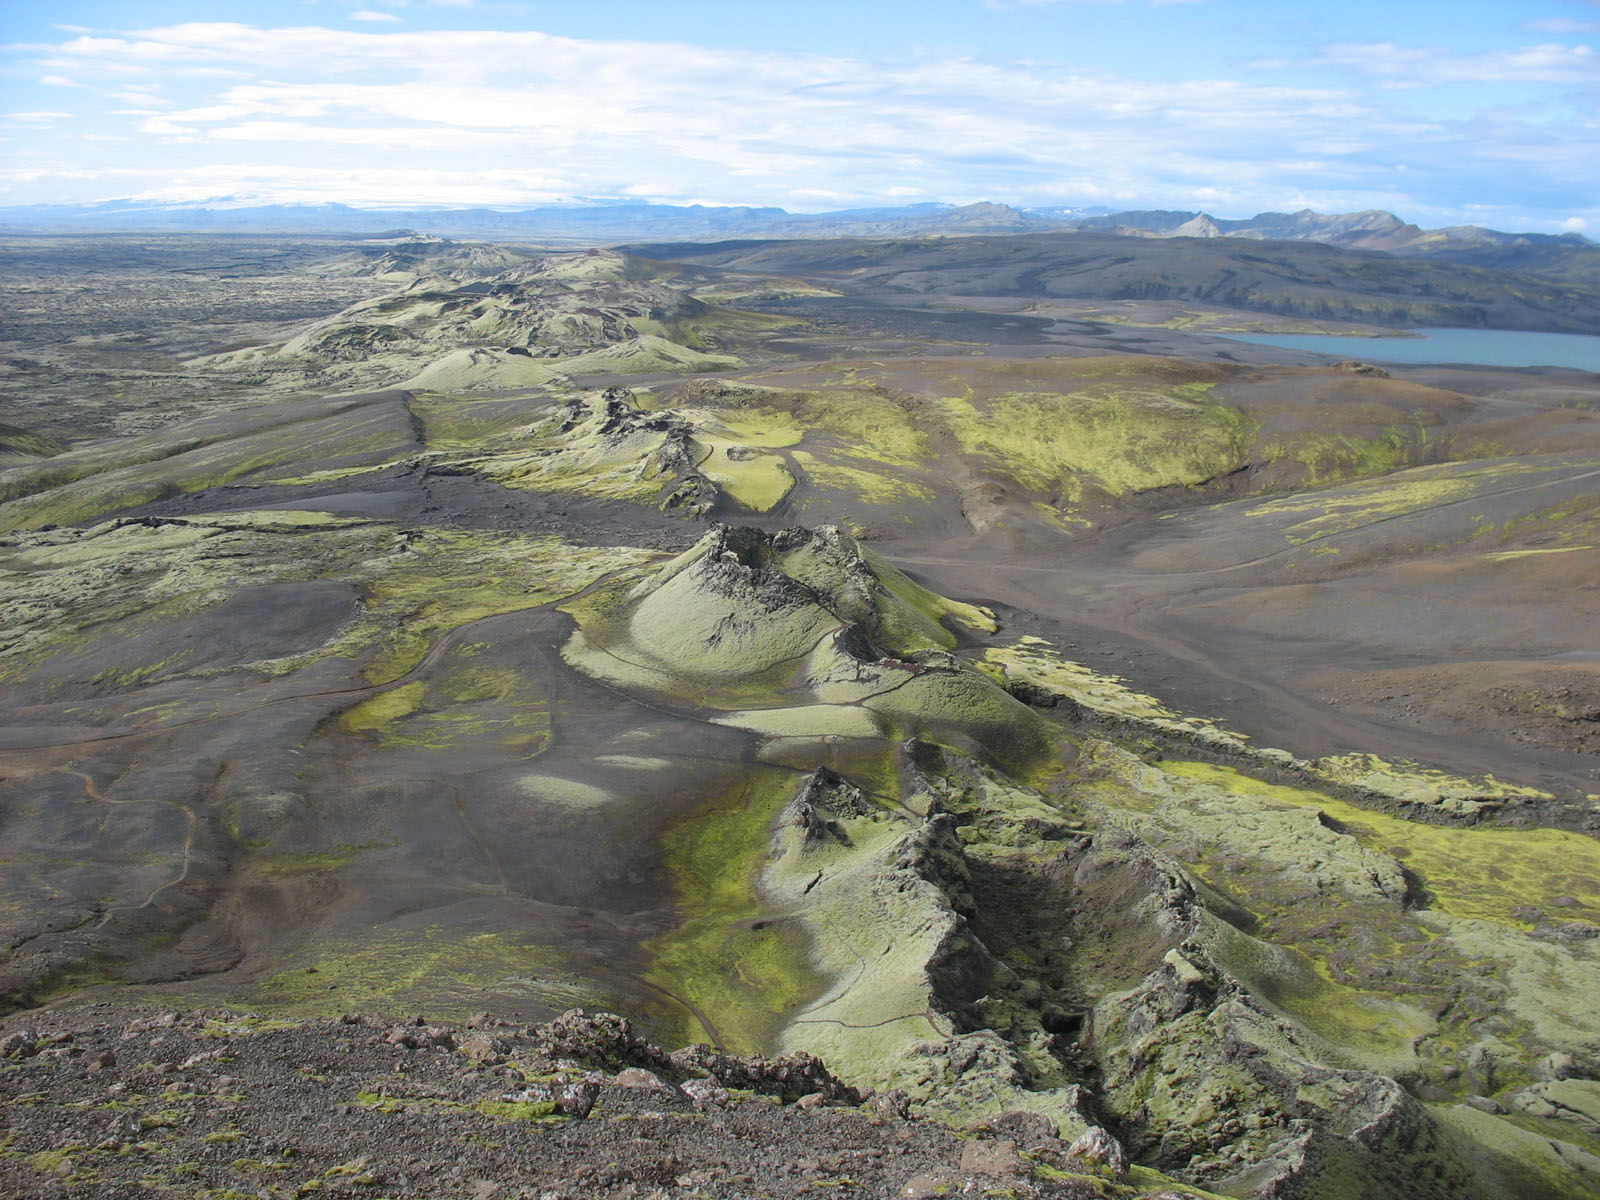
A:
697 441 796 512
938 384 1245 507
1160 761 1600 928
988 637 1247 752
244 929 586 1020
648 770 822 1053
1312 751 1551 816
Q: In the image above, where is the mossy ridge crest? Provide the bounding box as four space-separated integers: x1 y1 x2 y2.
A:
1240 457 1550 546
559 523 1040 762
986 636 1252 756
1157 761 1595 928
439 386 803 516
352 529 656 684
764 745 1096 1134
468 387 702 505
746 739 1505 1199
989 636 1557 821
193 247 762 395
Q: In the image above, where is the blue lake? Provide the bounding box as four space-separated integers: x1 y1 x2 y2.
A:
1220 327 1600 372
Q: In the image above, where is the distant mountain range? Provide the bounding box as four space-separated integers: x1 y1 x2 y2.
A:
2 198 1594 285
1071 207 1600 286
0 197 1092 241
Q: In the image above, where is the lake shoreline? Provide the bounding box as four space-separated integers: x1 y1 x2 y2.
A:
1219 326 1600 371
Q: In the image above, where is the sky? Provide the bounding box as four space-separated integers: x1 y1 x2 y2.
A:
1 1 1596 232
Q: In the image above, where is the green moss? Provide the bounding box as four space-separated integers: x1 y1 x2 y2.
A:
355 532 657 683
988 636 1248 753
711 704 883 740
322 1163 378 1186
338 665 554 753
0 419 412 533
706 410 804 448
698 441 796 512
1483 545 1594 561
1491 492 1600 551
1205 918 1434 1076
860 667 1051 771
339 681 426 735
1163 761 1600 929
1431 1103 1600 1200
937 384 1245 509
561 529 1028 770
244 928 586 1020
28 958 122 1007
787 389 931 467
253 842 381 879
1 520 648 704
790 451 934 506
473 1098 563 1121
261 464 389 487
27 1149 80 1177
1261 428 1419 486
649 770 822 1052
861 545 996 646
353 1092 406 1115
1313 752 1551 817
408 393 546 448
1244 459 1538 545
1076 755 1600 1101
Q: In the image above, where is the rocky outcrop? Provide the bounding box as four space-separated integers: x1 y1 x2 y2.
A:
759 741 1516 1200
785 767 878 846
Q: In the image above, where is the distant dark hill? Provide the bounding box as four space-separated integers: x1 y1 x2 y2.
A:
1399 228 1600 286
1071 207 1598 285
627 232 1600 333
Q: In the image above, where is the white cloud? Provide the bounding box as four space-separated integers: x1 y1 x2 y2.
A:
110 90 176 107
39 75 80 87
1522 18 1600 33
350 11 403 22
122 163 575 208
0 20 1592 232
1311 41 1596 87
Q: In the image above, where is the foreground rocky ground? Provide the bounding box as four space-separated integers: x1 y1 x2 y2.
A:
0 1006 1176 1200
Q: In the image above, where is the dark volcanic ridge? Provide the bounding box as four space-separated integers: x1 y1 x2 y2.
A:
625 232 1600 334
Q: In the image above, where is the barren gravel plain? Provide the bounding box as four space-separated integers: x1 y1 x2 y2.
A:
3 232 1600 1200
